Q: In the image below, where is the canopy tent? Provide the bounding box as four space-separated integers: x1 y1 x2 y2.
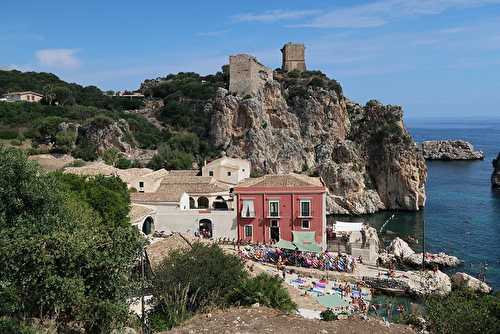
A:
316 294 351 308
333 221 364 233
274 239 296 250
273 231 322 253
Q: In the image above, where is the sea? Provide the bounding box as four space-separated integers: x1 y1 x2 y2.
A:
336 118 500 291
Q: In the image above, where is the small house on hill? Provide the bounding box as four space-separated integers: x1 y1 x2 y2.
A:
2 91 43 103
202 156 251 185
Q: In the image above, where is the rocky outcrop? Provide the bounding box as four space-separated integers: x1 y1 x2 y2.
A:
419 140 484 160
406 270 452 297
387 237 415 260
451 272 492 294
405 252 461 268
209 77 427 214
492 153 500 188
363 269 451 297
384 237 460 268
77 118 134 155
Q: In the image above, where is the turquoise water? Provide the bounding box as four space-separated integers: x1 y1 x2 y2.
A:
334 118 500 290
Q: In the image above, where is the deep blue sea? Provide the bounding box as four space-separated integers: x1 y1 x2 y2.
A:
337 118 500 290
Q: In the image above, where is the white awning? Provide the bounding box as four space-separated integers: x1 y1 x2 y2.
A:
333 221 364 232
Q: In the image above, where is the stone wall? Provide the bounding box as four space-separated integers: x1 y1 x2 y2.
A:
229 54 273 97
281 43 306 72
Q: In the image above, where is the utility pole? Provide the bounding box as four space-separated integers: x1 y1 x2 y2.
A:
141 249 147 334
421 218 425 271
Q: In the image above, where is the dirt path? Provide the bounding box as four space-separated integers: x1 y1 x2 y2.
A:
165 307 415 334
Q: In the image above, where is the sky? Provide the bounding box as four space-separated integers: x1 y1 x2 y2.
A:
1 0 500 119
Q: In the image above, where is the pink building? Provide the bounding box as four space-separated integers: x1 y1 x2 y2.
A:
234 174 327 249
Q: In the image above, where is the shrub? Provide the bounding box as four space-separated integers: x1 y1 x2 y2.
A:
229 273 296 312
9 139 22 146
152 243 247 312
64 159 86 168
320 309 338 321
148 284 198 331
0 129 18 140
116 157 132 169
424 288 500 334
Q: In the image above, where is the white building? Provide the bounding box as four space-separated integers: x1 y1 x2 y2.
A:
2 91 44 103
202 156 251 185
130 175 237 239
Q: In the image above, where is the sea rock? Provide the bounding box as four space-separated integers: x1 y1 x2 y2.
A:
419 140 484 160
210 77 427 214
492 153 500 188
363 269 451 297
406 270 452 297
451 272 492 294
386 237 415 260
405 252 461 268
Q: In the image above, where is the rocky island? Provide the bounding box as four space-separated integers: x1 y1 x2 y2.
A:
419 140 484 160
492 153 500 188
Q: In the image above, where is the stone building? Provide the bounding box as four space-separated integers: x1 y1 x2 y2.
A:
229 54 273 97
281 43 306 72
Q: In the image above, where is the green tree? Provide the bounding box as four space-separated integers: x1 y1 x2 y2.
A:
424 288 499 334
0 147 144 333
102 147 122 167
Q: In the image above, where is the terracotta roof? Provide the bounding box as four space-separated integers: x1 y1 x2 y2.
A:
3 91 44 97
131 191 186 203
157 176 230 194
129 204 155 222
236 173 324 188
146 234 192 269
168 169 200 176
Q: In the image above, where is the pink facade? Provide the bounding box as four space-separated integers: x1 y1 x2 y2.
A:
234 184 327 248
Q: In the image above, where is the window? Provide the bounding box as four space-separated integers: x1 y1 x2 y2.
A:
244 225 253 238
301 219 310 229
139 181 144 188
300 200 311 217
227 171 231 176
269 200 280 217
241 200 255 218
242 169 245 172
209 171 213 176
270 219 279 227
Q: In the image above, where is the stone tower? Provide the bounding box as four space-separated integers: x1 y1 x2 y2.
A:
229 54 273 97
281 42 306 72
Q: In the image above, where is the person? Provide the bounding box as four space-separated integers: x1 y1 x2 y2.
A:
282 267 286 280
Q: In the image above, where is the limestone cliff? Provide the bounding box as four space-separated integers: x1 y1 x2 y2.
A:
209 73 426 214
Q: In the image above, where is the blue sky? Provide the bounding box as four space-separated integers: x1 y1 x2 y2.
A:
1 0 500 119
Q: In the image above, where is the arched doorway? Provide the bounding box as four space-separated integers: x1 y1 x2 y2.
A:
199 219 213 238
212 196 228 210
142 216 154 235
189 197 196 209
197 196 209 209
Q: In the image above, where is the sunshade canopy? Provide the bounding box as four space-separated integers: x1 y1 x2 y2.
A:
274 231 322 253
333 221 364 232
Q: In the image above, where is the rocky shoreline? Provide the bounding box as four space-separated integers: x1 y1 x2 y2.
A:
419 140 484 160
492 153 500 188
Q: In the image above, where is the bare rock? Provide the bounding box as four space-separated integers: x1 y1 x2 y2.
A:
387 237 415 260
451 272 492 294
210 77 427 215
407 270 451 297
492 153 500 188
77 118 134 155
419 140 484 160
405 252 461 268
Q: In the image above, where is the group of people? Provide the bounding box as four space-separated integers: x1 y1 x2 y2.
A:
239 244 360 273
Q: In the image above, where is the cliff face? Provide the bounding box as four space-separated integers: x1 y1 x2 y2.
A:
209 77 426 214
493 153 500 188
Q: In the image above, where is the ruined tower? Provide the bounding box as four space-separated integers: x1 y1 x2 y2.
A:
281 42 306 72
229 54 273 97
